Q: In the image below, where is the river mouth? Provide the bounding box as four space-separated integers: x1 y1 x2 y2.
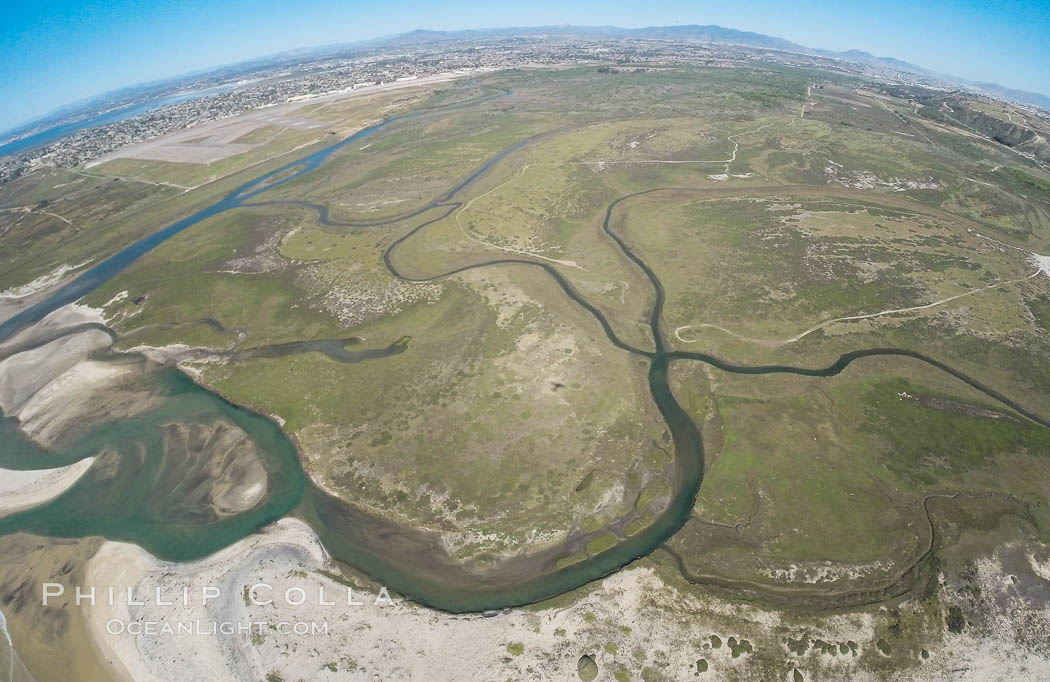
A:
2 86 1048 616
0 348 700 614
0 87 708 610
0 366 306 561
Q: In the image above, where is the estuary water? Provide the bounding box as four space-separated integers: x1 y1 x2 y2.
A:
0 87 708 612
1 89 1039 613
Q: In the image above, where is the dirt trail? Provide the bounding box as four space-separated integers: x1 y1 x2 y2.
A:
675 269 1043 347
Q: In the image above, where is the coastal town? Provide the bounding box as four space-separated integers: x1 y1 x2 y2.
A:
0 34 998 186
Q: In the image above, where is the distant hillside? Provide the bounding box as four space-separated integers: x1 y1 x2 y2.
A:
381 24 1048 113
968 82 1050 113
811 48 930 75
384 24 920 67
612 25 805 51
385 24 805 51
8 21 1046 140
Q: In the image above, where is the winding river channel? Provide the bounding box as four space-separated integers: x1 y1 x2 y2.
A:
1 90 1047 613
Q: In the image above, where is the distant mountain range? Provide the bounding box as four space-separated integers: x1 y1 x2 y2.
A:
966 81 1050 112
5 22 1048 143
379 24 1050 112
385 24 804 52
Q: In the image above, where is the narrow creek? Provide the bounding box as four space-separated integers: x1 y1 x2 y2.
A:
1 90 1047 613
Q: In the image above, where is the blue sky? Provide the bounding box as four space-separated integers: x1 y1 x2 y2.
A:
2 0 1048 133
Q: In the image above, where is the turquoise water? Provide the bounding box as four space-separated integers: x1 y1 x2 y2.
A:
0 86 706 610
0 368 305 560
2 87 1040 613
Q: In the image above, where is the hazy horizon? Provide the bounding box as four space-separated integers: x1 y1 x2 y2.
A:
3 0 1049 133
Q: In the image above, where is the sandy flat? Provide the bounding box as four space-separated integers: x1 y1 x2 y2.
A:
14 358 136 446
79 515 1050 682
0 302 107 355
0 265 94 326
80 519 866 681
0 262 93 301
0 328 114 416
0 459 95 518
0 303 162 448
0 325 151 448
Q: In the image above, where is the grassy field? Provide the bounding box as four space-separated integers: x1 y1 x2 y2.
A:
617 190 1036 338
7 63 1050 601
666 343 1050 591
208 264 666 558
